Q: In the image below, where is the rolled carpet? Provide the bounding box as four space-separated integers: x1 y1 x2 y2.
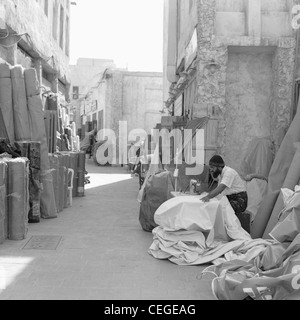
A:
0 63 15 143
263 145 300 238
24 68 57 219
11 65 31 141
251 109 300 239
0 161 8 243
3 157 29 241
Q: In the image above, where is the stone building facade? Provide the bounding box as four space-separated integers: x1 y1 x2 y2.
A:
164 0 300 172
70 58 117 131
70 58 163 144
0 0 71 107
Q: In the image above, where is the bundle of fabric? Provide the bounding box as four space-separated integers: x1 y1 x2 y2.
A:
240 136 274 180
148 194 256 265
0 139 21 158
15 141 41 223
56 153 66 211
139 170 175 232
59 152 71 208
269 185 300 243
24 68 57 219
206 235 300 300
251 110 300 239
203 185 300 300
49 154 60 213
77 151 86 197
11 65 31 141
0 63 14 144
0 160 8 244
2 157 29 241
263 144 300 238
0 108 8 140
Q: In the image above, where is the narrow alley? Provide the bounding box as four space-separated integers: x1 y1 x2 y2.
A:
0 160 214 300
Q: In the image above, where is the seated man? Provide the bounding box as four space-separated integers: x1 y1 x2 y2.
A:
202 155 248 215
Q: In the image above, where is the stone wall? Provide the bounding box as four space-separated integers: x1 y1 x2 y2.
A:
195 0 296 171
177 0 198 66
197 0 227 156
0 0 70 81
270 45 296 151
122 72 163 135
225 50 273 171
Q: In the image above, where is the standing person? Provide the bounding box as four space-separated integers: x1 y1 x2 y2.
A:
201 155 248 215
133 145 141 174
88 128 97 159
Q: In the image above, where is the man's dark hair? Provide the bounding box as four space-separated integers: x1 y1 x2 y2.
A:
209 155 225 168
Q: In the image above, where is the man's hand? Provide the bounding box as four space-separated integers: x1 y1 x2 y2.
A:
244 174 253 182
201 196 210 203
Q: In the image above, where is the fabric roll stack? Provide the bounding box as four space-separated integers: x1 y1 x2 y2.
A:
0 63 15 143
263 145 300 238
49 154 60 213
60 153 70 208
49 153 67 213
11 66 31 141
77 151 86 197
0 108 8 140
68 152 79 198
56 153 65 212
251 109 300 239
0 161 8 244
15 141 41 223
4 157 29 241
24 68 57 219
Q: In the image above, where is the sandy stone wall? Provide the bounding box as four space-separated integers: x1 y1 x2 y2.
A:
0 0 70 81
197 0 227 156
225 51 273 171
270 46 296 152
195 0 296 171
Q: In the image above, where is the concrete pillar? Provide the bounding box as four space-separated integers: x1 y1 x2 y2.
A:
247 0 261 38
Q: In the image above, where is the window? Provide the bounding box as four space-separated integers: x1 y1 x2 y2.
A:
73 86 79 100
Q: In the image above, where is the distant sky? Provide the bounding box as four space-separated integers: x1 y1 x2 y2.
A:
70 0 164 72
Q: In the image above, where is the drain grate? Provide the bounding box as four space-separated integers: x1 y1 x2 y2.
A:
22 235 63 250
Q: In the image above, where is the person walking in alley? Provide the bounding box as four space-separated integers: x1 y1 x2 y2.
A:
201 155 248 215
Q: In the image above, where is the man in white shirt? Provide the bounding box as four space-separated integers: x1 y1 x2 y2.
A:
202 155 248 215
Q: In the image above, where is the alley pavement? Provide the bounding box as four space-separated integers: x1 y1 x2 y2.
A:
0 158 215 300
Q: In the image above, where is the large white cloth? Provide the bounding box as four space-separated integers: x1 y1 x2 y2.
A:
149 194 252 265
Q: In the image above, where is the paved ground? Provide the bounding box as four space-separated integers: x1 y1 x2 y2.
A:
0 159 215 300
